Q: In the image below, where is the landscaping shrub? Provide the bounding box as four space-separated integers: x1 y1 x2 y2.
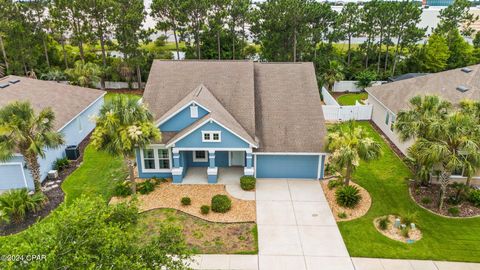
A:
106 202 139 227
378 216 389 230
335 185 361 208
138 179 155 195
181 197 191 206
211 195 232 213
337 212 347 219
53 157 70 171
401 212 417 225
113 181 133 197
468 189 480 207
240 176 256 191
448 207 460 216
0 189 46 224
201 205 210 215
328 179 343 190
421 197 432 205
401 227 410 238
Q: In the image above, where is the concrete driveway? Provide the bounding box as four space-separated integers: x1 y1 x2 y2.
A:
256 179 354 270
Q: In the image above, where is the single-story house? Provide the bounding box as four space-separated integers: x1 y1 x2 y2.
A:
366 65 480 183
137 60 327 183
0 76 105 190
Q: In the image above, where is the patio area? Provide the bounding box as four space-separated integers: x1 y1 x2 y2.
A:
182 167 244 185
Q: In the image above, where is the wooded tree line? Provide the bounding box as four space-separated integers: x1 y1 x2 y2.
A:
0 0 479 87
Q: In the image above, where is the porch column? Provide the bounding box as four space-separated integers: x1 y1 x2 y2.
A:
244 149 254 176
171 148 183 183
207 150 218 183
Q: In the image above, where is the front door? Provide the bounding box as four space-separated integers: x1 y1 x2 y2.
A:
230 151 245 166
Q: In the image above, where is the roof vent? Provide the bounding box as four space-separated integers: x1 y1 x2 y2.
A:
461 67 473 73
456 85 469 92
0 83 9 89
8 79 20 84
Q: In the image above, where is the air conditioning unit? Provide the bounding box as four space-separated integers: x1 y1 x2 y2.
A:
48 170 58 179
65 145 80 160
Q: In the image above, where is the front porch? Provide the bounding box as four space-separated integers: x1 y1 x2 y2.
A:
172 149 254 184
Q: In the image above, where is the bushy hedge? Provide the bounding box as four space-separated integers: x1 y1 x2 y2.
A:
335 185 361 208
53 157 70 171
181 197 191 206
211 195 231 213
0 189 46 224
113 181 133 197
468 189 480 207
137 179 156 195
240 176 256 191
200 205 210 215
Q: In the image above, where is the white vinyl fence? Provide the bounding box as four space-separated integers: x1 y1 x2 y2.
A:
321 87 372 121
332 80 385 92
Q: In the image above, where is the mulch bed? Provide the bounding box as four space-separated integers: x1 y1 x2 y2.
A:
0 135 91 236
321 179 372 222
410 183 480 218
106 89 144 95
374 215 422 243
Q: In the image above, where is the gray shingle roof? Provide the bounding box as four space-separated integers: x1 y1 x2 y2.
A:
143 60 326 153
0 76 105 130
367 65 480 114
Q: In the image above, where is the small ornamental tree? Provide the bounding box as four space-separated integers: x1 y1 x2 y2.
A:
92 96 161 193
0 102 64 193
327 121 382 186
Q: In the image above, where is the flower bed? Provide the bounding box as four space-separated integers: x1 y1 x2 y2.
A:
410 183 480 218
374 215 422 243
321 179 371 221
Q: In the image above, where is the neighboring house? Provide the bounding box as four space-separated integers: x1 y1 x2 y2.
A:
366 65 480 183
0 76 105 190
137 60 327 183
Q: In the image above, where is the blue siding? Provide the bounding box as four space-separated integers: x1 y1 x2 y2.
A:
0 95 104 190
174 121 250 148
256 155 320 179
0 158 27 190
160 105 208 132
215 151 229 167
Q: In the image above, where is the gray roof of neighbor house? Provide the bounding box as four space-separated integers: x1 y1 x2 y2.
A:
367 65 480 114
143 60 326 153
0 76 105 130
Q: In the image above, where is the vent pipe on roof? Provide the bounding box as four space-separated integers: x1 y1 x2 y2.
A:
461 67 473 73
456 85 469 92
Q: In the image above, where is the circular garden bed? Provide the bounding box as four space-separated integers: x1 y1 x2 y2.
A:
374 215 422 243
321 179 371 221
410 183 480 218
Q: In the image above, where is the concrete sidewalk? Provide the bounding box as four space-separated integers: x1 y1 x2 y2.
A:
191 255 480 270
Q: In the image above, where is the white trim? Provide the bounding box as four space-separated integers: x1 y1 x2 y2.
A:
140 146 172 173
174 147 250 151
190 104 199 118
57 92 106 132
157 101 211 126
317 155 322 179
193 150 208 162
201 131 222 142
171 167 183 175
0 162 28 188
244 167 255 175
165 117 257 148
254 154 257 178
207 167 218 175
253 152 326 156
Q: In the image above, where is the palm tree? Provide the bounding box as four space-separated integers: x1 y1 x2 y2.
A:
321 60 345 91
65 61 101 88
40 69 66 82
459 100 480 187
91 96 161 193
327 121 382 186
0 102 65 193
0 63 4 78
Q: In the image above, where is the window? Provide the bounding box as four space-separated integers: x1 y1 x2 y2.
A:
142 147 170 171
190 105 198 118
385 112 390 125
193 151 208 162
202 131 221 142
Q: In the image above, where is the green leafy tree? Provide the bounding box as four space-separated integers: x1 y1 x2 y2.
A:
0 102 65 193
227 0 250 59
92 96 161 193
183 0 209 59
209 0 229 60
396 96 480 210
319 60 344 91
327 121 382 186
309 2 337 60
151 0 186 60
65 60 101 87
446 29 473 68
355 70 377 91
437 0 478 37
0 196 191 269
473 31 480 48
422 33 450 72
40 69 66 82
338 3 361 66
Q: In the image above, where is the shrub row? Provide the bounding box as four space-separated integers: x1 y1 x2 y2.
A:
0 189 47 225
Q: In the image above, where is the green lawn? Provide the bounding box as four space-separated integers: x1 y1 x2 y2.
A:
337 122 480 262
62 144 127 205
337 93 368 106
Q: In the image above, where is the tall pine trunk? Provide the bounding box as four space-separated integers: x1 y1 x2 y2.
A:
42 38 50 68
377 32 383 73
136 65 142 90
78 41 85 62
173 23 180 60
0 35 8 71
384 43 390 71
217 31 221 60
347 36 352 66
100 34 107 90
195 20 201 59
293 27 297 62
60 38 68 69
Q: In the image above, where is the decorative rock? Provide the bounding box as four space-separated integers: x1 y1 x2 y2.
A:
410 223 416 229
51 184 59 189
401 224 406 229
